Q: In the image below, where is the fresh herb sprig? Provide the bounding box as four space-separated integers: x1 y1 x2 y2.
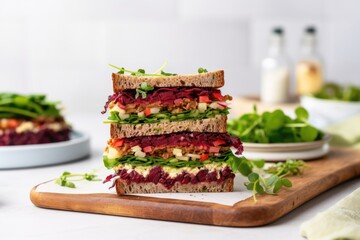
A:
109 62 177 77
198 67 208 73
55 171 101 188
135 82 154 99
0 93 62 119
227 106 323 143
227 157 305 202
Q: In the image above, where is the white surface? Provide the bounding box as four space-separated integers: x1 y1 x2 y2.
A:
0 113 359 240
0 131 90 169
244 143 330 161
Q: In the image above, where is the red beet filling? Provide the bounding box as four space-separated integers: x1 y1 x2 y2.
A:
115 166 235 189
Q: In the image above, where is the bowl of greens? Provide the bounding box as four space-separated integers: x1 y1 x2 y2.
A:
227 106 331 160
301 83 360 127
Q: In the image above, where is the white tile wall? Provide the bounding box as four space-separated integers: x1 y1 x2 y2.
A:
0 0 359 114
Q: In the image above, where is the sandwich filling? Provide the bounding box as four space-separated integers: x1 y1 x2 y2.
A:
102 87 232 124
104 132 243 161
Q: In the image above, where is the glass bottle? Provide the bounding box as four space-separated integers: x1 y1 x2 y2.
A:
296 26 323 95
260 27 290 104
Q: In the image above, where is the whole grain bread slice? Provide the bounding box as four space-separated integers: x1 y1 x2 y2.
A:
110 116 227 138
112 70 224 92
115 178 234 195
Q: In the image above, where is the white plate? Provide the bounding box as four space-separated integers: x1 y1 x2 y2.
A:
242 134 331 161
244 143 330 161
243 134 332 152
0 131 90 169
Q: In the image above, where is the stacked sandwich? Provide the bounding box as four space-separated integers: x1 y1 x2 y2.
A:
102 67 244 194
0 93 70 146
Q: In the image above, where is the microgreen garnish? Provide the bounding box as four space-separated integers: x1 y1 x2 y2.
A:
198 67 208 73
227 156 305 202
154 61 177 76
135 82 154 99
227 106 323 143
0 93 62 119
54 171 101 188
109 62 177 77
251 159 304 202
160 70 177 76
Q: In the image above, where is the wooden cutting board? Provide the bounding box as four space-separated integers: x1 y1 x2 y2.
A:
30 147 360 227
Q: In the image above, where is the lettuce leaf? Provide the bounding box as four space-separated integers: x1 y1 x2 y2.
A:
104 107 229 124
103 150 244 169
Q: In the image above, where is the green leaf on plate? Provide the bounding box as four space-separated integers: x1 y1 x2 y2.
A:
300 125 318 142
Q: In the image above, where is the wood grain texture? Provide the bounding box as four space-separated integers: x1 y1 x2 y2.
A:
30 147 360 227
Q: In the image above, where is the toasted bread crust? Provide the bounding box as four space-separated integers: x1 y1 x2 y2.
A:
112 70 224 92
110 116 227 138
115 177 234 195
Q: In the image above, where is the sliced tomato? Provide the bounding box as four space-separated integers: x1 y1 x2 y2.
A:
143 146 153 153
213 139 226 146
144 108 152 116
199 95 211 103
113 139 124 147
209 146 220 153
8 119 20 128
200 154 209 161
212 92 223 101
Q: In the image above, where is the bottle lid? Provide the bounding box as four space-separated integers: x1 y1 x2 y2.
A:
305 26 316 35
272 27 283 35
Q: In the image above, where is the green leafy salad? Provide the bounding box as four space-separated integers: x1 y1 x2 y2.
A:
227 106 323 143
0 93 62 119
312 83 360 102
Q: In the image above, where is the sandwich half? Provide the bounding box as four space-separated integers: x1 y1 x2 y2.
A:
102 68 243 194
103 132 243 193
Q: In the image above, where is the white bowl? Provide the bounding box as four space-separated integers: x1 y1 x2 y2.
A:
300 96 360 128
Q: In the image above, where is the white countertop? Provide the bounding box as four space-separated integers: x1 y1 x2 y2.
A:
0 113 359 240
